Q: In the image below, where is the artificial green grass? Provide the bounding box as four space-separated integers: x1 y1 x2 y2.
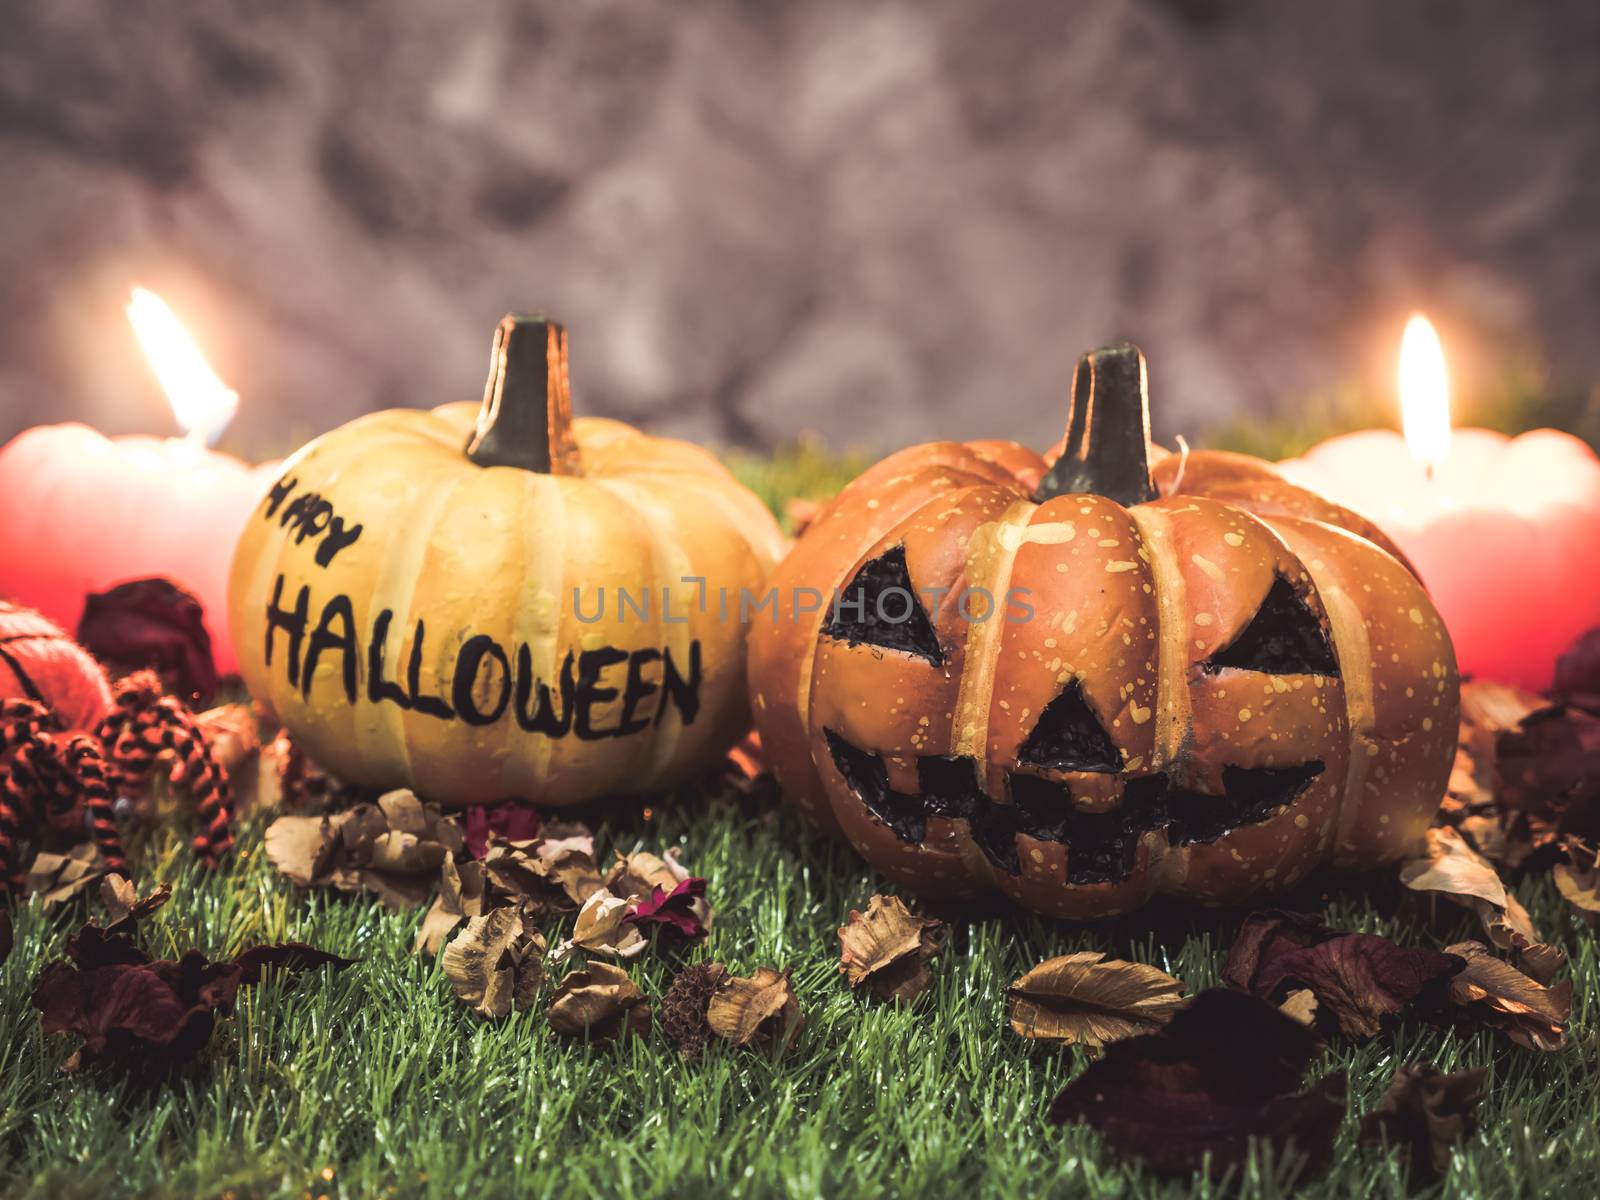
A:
2 795 1596 1200
5 430 1598 1199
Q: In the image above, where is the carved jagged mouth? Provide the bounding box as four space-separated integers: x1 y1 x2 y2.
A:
822 729 1324 886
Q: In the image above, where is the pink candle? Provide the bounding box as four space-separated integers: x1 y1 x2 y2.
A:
0 290 278 674
1279 317 1600 692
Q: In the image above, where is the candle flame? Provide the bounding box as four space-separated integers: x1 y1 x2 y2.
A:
1399 313 1451 473
126 287 238 444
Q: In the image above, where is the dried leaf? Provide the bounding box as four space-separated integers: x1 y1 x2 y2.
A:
195 703 260 772
1279 988 1319 1027
1400 826 1543 952
547 961 650 1041
605 849 687 903
1497 705 1600 853
1459 680 1545 734
264 792 463 909
98 877 171 934
440 906 546 1019
1048 989 1345 1180
707 967 805 1051
1553 626 1600 715
1008 952 1184 1048
1359 1063 1486 1187
31 921 353 1074
1225 911 1462 1040
24 844 111 907
837 895 942 1003
1554 841 1600 924
415 858 487 956
661 962 729 1061
1400 827 1508 910
553 889 648 961
725 729 769 780
1443 941 1570 1051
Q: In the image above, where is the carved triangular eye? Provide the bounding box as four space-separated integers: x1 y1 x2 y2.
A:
821 545 944 665
1202 575 1340 677
1016 678 1122 773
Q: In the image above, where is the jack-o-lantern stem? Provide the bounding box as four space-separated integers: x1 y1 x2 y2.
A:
465 314 580 473
1033 343 1158 506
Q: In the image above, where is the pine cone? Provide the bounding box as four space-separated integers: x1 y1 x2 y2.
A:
662 961 728 1061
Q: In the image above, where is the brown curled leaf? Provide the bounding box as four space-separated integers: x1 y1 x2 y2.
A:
547 961 650 1041
441 905 546 1020
1008 951 1185 1048
1443 941 1570 1052
1359 1062 1486 1188
707 966 804 1052
837 895 942 1003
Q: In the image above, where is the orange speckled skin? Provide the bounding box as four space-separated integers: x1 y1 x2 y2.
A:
749 433 1457 919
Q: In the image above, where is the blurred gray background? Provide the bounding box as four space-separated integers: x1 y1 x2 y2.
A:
1 0 1597 457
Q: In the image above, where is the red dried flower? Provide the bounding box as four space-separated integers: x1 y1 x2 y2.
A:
77 578 218 703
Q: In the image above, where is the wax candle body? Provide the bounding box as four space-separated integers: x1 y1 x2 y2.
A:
1280 427 1600 691
0 423 278 675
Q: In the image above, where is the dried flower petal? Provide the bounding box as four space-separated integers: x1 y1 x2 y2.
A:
1443 941 1570 1051
837 895 942 1003
554 889 648 961
77 578 218 703
1008 951 1185 1048
1225 911 1462 1040
626 879 711 942
1048 989 1345 1180
547 961 650 1041
462 801 543 859
1359 1063 1487 1187
661 961 728 1061
707 966 804 1051
441 906 546 1019
31 923 353 1074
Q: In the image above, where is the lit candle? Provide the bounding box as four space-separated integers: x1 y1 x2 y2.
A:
0 288 279 674
1278 315 1600 691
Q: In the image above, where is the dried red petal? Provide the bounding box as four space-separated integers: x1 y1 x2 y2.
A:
624 878 710 940
1048 989 1345 1180
462 801 543 860
77 578 218 703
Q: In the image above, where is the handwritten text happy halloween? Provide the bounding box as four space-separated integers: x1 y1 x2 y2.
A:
263 575 702 737
257 480 699 736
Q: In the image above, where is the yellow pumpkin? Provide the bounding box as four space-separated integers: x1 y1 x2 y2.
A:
229 315 786 805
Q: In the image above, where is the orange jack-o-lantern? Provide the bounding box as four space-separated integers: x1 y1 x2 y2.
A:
749 344 1457 918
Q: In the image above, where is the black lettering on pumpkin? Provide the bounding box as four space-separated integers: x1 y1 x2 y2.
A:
514 647 576 735
453 634 512 726
315 517 363 566
366 609 412 709
657 641 701 726
264 475 297 518
264 574 309 689
405 619 455 720
574 646 628 740
618 648 661 736
301 593 358 703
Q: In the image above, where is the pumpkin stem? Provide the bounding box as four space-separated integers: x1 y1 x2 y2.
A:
1033 342 1157 506
465 314 580 473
